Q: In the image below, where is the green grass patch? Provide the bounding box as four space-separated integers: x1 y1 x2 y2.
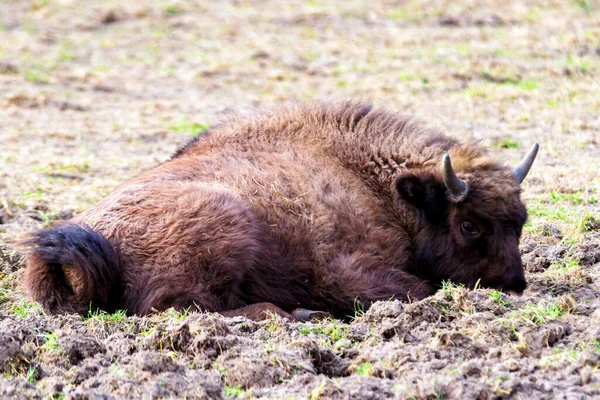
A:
496 300 568 333
465 84 491 99
575 0 594 13
31 0 50 10
22 187 45 200
58 49 75 62
528 203 571 221
441 280 463 299
169 119 209 136
355 361 374 376
540 347 581 366
540 339 600 366
164 5 179 15
566 54 593 72
265 312 287 333
434 281 476 316
85 308 128 323
84 308 135 332
297 320 348 346
580 213 600 232
518 79 539 91
551 257 580 270
41 331 60 352
389 8 409 20
526 195 598 238
549 190 597 205
352 299 365 319
480 72 539 92
24 68 50 84
164 306 192 322
456 43 472 57
543 257 588 287
525 9 540 22
488 289 514 308
224 385 244 397
492 138 520 149
34 161 91 176
26 365 36 383
10 298 42 318
0 287 9 304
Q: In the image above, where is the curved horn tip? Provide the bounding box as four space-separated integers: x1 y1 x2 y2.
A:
514 143 540 184
529 143 540 154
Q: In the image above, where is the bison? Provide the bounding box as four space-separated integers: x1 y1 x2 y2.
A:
23 102 539 321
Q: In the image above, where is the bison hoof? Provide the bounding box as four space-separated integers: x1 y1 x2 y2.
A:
292 308 332 322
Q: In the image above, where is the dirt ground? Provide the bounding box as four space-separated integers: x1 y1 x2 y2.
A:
1 0 600 398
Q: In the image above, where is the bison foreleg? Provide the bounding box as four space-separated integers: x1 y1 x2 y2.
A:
291 308 332 321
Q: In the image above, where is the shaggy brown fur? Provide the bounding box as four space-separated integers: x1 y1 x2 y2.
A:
23 102 533 320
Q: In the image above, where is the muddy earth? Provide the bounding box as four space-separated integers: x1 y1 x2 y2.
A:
1 0 600 399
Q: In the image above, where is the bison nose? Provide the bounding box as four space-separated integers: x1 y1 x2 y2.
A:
504 277 527 295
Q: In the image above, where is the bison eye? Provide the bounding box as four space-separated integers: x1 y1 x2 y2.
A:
460 221 479 236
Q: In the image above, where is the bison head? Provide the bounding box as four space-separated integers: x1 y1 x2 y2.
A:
395 144 539 294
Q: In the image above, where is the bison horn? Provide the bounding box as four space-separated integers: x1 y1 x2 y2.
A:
442 153 468 202
514 143 539 184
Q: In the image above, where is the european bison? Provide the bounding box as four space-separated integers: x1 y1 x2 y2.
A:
23 103 539 321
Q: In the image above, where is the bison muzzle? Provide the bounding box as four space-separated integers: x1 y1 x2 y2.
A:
23 103 539 321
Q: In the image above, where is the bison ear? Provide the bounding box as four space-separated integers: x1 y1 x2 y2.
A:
395 172 444 216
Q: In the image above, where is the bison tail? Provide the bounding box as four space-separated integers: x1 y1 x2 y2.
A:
23 222 123 315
